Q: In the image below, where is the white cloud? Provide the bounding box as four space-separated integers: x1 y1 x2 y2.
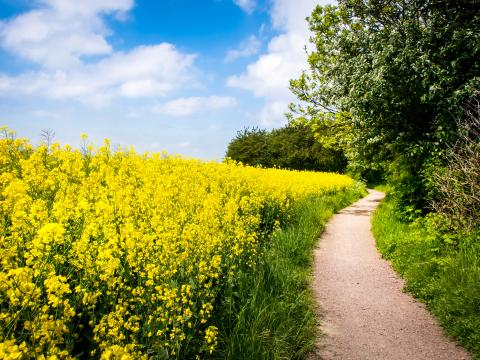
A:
0 0 133 69
227 33 306 100
0 1 197 104
258 100 292 126
120 79 171 98
233 0 256 13
39 0 133 16
0 44 196 105
153 96 237 117
227 0 333 126
225 35 261 62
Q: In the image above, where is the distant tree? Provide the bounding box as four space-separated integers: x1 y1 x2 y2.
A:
226 127 270 167
268 125 347 172
226 124 347 172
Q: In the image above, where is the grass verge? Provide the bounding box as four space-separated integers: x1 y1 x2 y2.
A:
215 186 365 359
372 192 480 359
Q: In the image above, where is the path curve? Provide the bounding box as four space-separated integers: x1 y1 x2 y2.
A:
311 189 470 360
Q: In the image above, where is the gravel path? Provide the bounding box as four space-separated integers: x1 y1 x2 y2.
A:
311 189 470 360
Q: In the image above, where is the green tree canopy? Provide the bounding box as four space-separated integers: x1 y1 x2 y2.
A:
226 125 347 173
289 0 480 209
225 127 270 167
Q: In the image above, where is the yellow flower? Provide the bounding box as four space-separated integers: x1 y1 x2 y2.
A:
0 132 355 358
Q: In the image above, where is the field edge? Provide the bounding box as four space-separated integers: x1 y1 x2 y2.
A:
215 185 366 360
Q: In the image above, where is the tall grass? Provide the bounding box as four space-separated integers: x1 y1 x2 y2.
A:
372 193 480 359
215 187 365 359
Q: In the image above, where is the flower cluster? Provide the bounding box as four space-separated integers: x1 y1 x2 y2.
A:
0 132 354 358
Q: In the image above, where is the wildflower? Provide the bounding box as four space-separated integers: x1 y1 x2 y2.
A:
0 131 354 358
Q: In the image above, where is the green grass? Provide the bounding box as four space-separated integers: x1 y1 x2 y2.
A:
372 193 480 359
215 186 366 359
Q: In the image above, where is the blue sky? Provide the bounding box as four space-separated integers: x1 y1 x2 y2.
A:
0 0 331 159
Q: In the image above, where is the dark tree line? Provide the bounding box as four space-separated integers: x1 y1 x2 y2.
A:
226 125 347 173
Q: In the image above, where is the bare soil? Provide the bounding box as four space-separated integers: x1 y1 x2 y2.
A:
310 190 470 360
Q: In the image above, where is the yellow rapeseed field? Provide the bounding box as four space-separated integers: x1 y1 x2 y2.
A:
0 131 355 359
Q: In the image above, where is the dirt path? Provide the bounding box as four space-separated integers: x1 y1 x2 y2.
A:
311 189 470 360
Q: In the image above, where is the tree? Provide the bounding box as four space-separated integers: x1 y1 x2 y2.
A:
289 0 480 209
268 125 347 172
226 125 347 172
226 127 270 167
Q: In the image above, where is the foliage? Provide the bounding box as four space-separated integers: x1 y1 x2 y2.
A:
0 130 356 359
225 127 270 168
429 94 480 233
289 0 480 210
226 125 347 173
373 193 480 358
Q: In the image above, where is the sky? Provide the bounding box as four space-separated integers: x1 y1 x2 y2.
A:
0 0 332 159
